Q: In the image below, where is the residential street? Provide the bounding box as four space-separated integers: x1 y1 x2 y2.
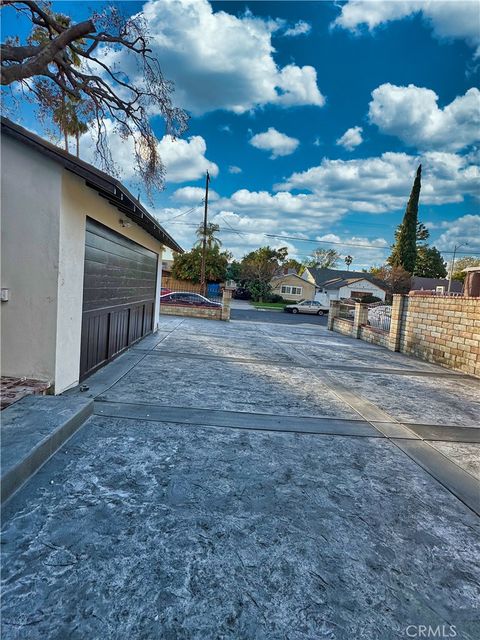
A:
2 316 479 639
230 299 329 325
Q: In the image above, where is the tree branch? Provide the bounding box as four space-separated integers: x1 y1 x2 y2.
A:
1 19 95 84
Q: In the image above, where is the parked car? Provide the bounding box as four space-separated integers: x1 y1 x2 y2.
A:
284 300 329 315
233 287 251 300
160 287 172 295
160 292 222 308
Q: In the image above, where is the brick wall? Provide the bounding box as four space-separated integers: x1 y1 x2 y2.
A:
332 317 354 337
359 325 389 348
161 305 223 320
398 295 480 377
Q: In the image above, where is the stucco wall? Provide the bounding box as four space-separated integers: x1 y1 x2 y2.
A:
271 275 315 301
339 282 386 301
1 136 62 382
57 171 164 392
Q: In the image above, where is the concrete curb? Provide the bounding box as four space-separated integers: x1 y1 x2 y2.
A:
1 396 93 505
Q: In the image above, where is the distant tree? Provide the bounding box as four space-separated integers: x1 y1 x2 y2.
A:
303 248 340 269
414 246 447 278
344 255 353 270
240 246 288 302
389 165 422 273
1 1 188 194
370 265 412 295
451 257 480 283
226 260 242 282
172 245 230 283
195 222 222 250
283 258 303 274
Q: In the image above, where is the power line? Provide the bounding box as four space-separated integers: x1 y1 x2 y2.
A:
158 202 203 224
265 233 480 255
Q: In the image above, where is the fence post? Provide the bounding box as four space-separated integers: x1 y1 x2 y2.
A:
388 294 405 352
328 300 340 331
353 302 369 338
221 288 232 321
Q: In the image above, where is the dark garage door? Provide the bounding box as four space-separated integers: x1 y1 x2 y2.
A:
80 218 158 378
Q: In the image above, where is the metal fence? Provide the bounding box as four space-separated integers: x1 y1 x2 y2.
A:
367 302 392 332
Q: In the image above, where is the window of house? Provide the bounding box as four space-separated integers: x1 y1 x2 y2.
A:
350 290 370 298
281 285 303 295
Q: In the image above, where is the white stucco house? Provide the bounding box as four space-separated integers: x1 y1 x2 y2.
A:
302 267 387 305
1 118 182 394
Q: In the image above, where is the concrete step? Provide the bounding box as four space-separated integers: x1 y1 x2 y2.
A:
1 395 93 504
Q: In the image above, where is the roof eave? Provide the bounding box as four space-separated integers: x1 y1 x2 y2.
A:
1 118 183 254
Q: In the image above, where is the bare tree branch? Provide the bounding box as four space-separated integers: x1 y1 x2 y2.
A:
0 0 189 196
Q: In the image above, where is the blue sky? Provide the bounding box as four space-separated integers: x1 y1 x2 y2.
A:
2 0 480 266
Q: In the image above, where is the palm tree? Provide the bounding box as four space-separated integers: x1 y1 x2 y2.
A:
196 222 222 250
344 255 353 271
31 11 91 156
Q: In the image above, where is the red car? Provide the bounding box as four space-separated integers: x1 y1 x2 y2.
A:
160 292 221 308
160 287 172 295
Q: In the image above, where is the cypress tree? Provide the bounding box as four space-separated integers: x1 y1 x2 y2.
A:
389 165 422 273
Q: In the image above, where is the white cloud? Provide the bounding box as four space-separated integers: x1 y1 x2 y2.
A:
249 127 300 159
284 20 312 37
276 151 479 212
228 165 242 174
434 214 480 252
336 126 363 151
314 233 390 269
114 0 325 116
313 137 322 147
369 84 480 151
333 0 480 57
171 186 218 203
80 120 218 184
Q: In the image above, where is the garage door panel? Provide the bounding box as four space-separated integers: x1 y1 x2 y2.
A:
83 289 156 311
84 245 157 279
80 218 158 379
85 227 156 259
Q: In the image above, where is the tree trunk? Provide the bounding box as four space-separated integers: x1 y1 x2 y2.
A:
76 131 80 157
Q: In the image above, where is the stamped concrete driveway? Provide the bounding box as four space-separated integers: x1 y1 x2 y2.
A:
2 316 480 640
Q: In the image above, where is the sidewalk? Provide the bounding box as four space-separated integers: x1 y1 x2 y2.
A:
2 316 479 639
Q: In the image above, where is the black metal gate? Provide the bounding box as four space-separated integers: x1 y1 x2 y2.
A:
80 218 157 378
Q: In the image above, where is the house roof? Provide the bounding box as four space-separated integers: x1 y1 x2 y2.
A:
1 117 183 254
410 276 463 293
271 273 311 285
306 267 388 291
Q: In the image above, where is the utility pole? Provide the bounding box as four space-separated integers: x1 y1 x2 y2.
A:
200 171 210 296
447 242 467 292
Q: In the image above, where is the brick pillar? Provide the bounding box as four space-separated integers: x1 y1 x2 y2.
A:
388 294 405 352
328 300 341 331
221 288 232 321
353 302 369 338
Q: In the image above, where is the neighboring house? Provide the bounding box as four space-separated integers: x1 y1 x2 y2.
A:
410 276 463 294
270 273 316 301
161 259 174 276
1 118 182 394
302 268 387 303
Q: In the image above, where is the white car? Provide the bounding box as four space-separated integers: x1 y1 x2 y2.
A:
284 300 329 315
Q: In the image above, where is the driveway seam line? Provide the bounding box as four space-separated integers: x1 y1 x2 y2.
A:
313 371 480 516
93 321 185 400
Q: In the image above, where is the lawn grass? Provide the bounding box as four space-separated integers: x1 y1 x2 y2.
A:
251 302 286 309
